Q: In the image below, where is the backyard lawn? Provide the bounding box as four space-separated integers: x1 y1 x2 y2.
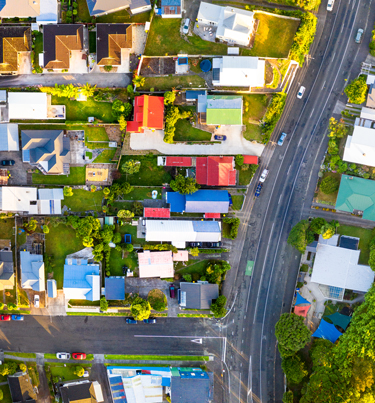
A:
336 225 373 265
143 75 206 91
76 0 91 21
0 219 15 242
316 172 341 206
97 9 151 23
32 32 43 70
125 187 163 201
45 225 84 288
175 260 209 277
93 149 117 163
63 189 104 212
174 108 212 141
0 385 12 403
243 94 270 142
32 167 86 185
85 126 109 143
231 195 244 210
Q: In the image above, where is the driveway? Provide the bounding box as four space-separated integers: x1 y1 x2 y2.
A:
0 150 29 185
68 51 88 74
130 128 265 156
18 52 32 75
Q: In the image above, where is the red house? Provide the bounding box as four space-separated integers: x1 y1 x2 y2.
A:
127 95 164 133
196 156 236 186
144 208 171 218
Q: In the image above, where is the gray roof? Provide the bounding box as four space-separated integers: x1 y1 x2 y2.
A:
20 251 45 292
180 282 219 309
38 188 64 200
171 372 213 403
47 279 57 298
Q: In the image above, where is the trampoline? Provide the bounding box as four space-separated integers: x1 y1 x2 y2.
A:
200 59 212 72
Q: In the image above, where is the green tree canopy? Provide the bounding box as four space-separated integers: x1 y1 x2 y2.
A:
112 99 132 120
118 210 134 219
211 295 227 318
344 75 368 104
287 220 314 253
281 355 308 384
164 91 176 105
133 75 145 87
310 339 333 370
309 217 327 234
74 366 85 377
320 176 340 194
63 186 73 197
100 297 108 312
170 175 200 195
131 296 151 320
121 160 141 174
282 391 293 403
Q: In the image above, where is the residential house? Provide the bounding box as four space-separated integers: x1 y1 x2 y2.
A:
212 56 265 88
144 207 171 218
0 27 31 75
138 250 174 278
63 257 100 301
196 156 236 186
127 95 164 133
197 2 255 46
0 123 19 151
86 0 151 17
105 277 125 300
197 94 243 125
47 279 57 298
0 240 14 291
42 24 85 72
367 83 375 108
157 156 192 166
60 380 104 403
96 24 132 68
144 220 221 248
0 90 8 122
310 234 375 300
167 189 230 214
38 188 64 214
179 282 219 309
8 372 37 403
160 0 182 18
20 251 45 292
185 90 206 104
335 175 375 221
0 0 58 25
22 130 70 175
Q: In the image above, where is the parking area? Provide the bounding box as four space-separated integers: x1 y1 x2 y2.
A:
0 150 29 185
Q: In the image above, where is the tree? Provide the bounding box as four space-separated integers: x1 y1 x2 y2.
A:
164 91 176 105
133 75 145 87
204 261 231 285
19 363 27 372
132 201 143 216
170 175 200 195
80 83 96 97
235 155 244 167
309 217 327 234
223 218 240 240
368 249 375 270
82 236 94 247
63 186 73 197
24 218 37 233
103 187 111 198
189 247 199 257
121 159 141 174
0 389 3 401
211 295 227 318
344 75 368 104
281 355 308 384
126 243 134 252
118 210 134 219
275 313 311 357
100 297 108 312
321 220 339 240
282 391 293 403
287 220 314 253
183 274 192 282
320 176 340 194
119 115 127 132
42 225 50 234
131 296 151 320
310 339 333 370
74 366 85 377
112 99 132 120
113 232 122 244
0 362 18 376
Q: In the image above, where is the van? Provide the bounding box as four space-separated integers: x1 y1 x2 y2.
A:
327 0 335 11
169 284 176 298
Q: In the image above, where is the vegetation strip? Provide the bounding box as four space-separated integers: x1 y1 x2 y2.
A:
4 352 36 358
104 355 209 361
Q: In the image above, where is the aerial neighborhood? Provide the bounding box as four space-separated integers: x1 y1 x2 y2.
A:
0 0 373 401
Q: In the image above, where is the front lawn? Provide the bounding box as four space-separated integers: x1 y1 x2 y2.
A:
96 9 151 23
316 172 341 206
108 248 138 276
46 363 91 382
243 94 270 142
45 225 84 288
63 189 104 212
336 225 373 265
32 167 86 185
174 108 212 141
142 75 206 91
175 260 208 276
231 195 244 210
93 149 117 163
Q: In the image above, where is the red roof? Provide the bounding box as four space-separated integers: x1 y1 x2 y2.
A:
294 305 310 317
205 213 221 218
144 208 171 218
166 157 192 167
196 156 236 186
126 95 164 133
243 155 259 164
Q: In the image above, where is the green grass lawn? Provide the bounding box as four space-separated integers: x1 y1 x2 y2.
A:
108 248 138 276
52 96 115 123
239 166 258 186
69 300 100 306
0 219 15 243
86 151 93 159
63 189 104 212
46 363 91 382
336 225 373 265
32 167 86 185
76 0 91 21
89 31 96 53
104 354 209 361
85 127 109 142
117 155 172 186
222 222 231 239
143 75 206 91
174 111 212 142
231 195 244 210
96 9 151 23
93 149 117 163
316 172 341 206
0 384 12 403
175 260 208 276
45 225 84 288
33 33 43 69
125 186 162 201
243 94 270 142
5 352 36 358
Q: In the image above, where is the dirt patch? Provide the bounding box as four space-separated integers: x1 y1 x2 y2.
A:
105 125 122 143
140 57 176 76
129 54 140 72
265 60 274 85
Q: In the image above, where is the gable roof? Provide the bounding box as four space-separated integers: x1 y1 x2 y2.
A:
60 381 102 403
8 372 37 403
335 175 375 221
343 125 375 167
167 190 230 213
105 277 125 300
205 95 242 125
127 95 164 133
20 251 45 292
179 282 219 309
97 24 132 66
196 156 236 186
43 24 84 69
0 123 19 151
86 0 150 16
138 250 174 278
0 0 39 18
0 26 30 73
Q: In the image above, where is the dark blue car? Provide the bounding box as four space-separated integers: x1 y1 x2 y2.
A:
255 183 263 197
143 319 157 324
126 318 137 324
11 315 24 321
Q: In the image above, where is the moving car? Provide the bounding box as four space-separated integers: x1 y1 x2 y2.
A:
214 135 227 141
355 28 364 43
56 352 71 359
0 160 15 166
278 132 287 146
255 183 263 197
143 318 157 324
126 318 137 324
259 169 269 183
11 315 24 321
297 86 306 99
72 353 86 360
0 315 11 321
34 295 40 308
327 0 335 11
183 18 190 34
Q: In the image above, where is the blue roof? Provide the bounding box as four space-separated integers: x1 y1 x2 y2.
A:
167 190 230 213
192 221 221 233
187 190 229 202
162 377 171 387
47 279 57 298
312 319 342 343
109 376 123 385
63 262 100 301
161 0 180 5
186 90 206 100
105 277 125 300
295 293 311 306
167 192 185 213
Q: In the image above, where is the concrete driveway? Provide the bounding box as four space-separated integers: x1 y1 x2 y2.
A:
18 52 32 74
0 150 29 185
130 127 265 156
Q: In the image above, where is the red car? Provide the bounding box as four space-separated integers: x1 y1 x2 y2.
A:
72 353 86 360
0 315 11 321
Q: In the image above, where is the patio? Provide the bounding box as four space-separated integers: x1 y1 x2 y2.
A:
194 23 217 43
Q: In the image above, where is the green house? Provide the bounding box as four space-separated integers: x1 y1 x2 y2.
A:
205 95 243 125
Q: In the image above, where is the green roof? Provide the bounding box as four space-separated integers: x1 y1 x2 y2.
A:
206 108 242 125
335 175 375 221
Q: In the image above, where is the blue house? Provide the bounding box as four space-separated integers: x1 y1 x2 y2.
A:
160 0 182 17
166 189 230 213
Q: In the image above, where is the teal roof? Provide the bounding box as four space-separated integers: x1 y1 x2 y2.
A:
336 175 375 220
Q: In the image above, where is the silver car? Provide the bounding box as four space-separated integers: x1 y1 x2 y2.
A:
56 352 71 360
355 28 364 43
183 18 190 34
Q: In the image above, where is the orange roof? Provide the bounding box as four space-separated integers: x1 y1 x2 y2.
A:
243 155 258 164
127 95 164 133
196 156 236 186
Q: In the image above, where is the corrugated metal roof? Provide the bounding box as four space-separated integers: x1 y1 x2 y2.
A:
63 262 100 301
205 213 221 218
47 279 57 298
144 208 171 218
166 192 185 213
186 90 206 100
165 157 192 166
192 221 221 233
243 155 258 164
38 188 64 200
105 277 125 300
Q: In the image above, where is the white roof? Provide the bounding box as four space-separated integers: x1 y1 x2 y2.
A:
216 6 254 44
0 123 19 151
212 56 265 87
360 106 375 120
343 125 375 167
37 199 62 215
92 382 104 403
367 75 375 85
37 0 58 24
1 187 37 213
8 92 48 120
197 2 222 23
123 374 163 403
311 243 375 293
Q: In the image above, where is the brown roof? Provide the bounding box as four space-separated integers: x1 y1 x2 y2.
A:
97 24 132 66
0 27 30 73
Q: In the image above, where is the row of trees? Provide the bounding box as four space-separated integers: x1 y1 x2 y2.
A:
261 93 287 144
289 13 317 66
325 117 350 174
43 83 97 98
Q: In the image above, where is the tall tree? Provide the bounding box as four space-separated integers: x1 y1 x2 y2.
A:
131 296 151 320
170 174 200 195
287 220 314 253
344 75 368 104
281 355 308 384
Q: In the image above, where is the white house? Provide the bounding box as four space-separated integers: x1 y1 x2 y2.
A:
197 2 255 46
0 0 58 25
0 124 19 151
212 56 265 87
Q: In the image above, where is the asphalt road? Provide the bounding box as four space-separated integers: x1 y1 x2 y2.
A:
221 0 375 402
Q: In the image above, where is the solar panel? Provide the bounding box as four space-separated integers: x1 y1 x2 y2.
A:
213 68 220 81
110 376 123 385
329 286 343 299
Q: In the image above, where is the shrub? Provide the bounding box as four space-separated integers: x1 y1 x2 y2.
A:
74 366 85 377
183 274 192 282
320 176 340 194
104 65 113 72
290 13 317 66
211 295 227 318
100 297 108 312
344 75 368 104
223 217 240 239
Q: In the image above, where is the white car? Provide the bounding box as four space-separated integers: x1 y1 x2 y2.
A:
327 0 335 11
297 86 306 99
183 18 190 34
34 295 39 308
259 169 269 183
56 352 71 360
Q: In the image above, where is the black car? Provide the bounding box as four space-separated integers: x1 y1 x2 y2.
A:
255 183 263 197
1 160 15 166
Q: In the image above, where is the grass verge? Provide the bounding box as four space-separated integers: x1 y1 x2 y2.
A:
178 314 213 318
104 354 209 361
231 195 244 210
5 352 36 358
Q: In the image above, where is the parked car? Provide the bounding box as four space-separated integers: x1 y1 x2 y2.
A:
182 18 190 34
189 242 202 247
259 169 269 183
126 318 137 324
72 353 86 360
255 183 263 198
0 160 15 166
211 242 221 248
82 371 89 378
277 132 287 146
34 295 40 308
56 352 71 360
327 0 335 10
355 28 364 43
143 318 157 324
0 315 11 321
169 284 176 298
228 194 233 205
297 86 306 99
214 135 227 141
11 315 24 321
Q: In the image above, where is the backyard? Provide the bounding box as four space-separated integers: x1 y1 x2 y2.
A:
315 172 341 205
0 385 12 403
336 225 373 265
97 9 151 23
243 94 271 142
93 148 117 163
32 167 86 185
63 189 104 212
45 225 84 288
142 75 206 91
121 186 163 201
231 195 244 210
175 260 209 278
0 219 15 242
174 107 212 141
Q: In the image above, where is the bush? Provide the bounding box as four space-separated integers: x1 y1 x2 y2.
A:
100 297 108 311
183 274 192 282
104 65 113 72
19 363 27 372
261 93 287 144
320 176 340 194
74 366 85 377
211 295 227 318
344 75 368 104
290 13 317 66
223 217 240 240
